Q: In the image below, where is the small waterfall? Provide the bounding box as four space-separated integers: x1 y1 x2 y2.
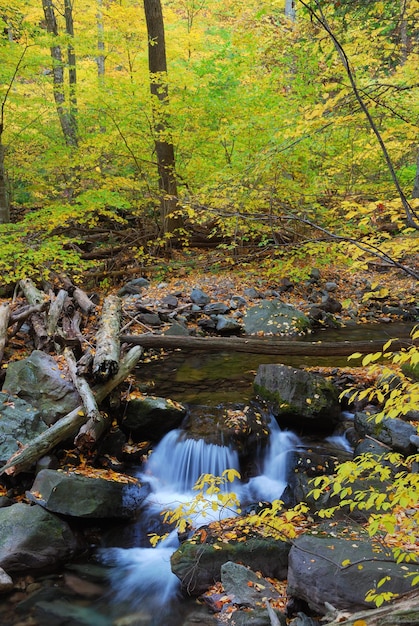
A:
101 428 241 624
240 418 301 505
145 429 240 492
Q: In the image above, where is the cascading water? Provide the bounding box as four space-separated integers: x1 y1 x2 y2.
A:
101 429 241 624
239 417 301 504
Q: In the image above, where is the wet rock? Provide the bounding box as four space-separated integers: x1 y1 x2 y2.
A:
171 533 290 596
287 521 419 614
254 365 340 431
27 469 149 519
3 351 81 425
0 503 79 573
221 561 282 606
0 392 47 464
243 301 311 336
354 411 417 455
121 394 187 441
0 567 13 592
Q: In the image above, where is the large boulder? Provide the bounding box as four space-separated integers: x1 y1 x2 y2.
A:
0 503 79 573
243 301 311 336
287 522 419 614
3 351 81 425
171 531 290 596
0 392 47 464
254 364 341 431
121 393 186 441
27 469 150 519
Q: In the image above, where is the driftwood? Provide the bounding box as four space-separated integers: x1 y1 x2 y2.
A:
119 333 416 357
0 345 144 476
19 278 49 349
324 589 419 626
47 289 68 337
0 302 10 362
64 347 109 450
93 295 122 382
61 277 96 314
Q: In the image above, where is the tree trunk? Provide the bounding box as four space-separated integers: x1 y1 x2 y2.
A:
64 0 78 126
42 0 78 147
413 149 419 199
93 294 121 381
0 143 10 224
285 0 296 20
120 333 417 357
143 0 183 237
0 302 10 363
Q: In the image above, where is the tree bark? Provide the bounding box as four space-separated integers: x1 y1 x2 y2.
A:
0 345 144 476
42 0 78 147
47 289 68 337
61 277 96 314
0 301 10 363
119 333 417 357
413 149 419 199
19 278 49 349
93 294 121 381
143 0 183 236
0 143 9 224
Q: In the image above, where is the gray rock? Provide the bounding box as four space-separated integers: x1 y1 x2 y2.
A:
122 394 186 441
0 567 13 592
243 301 311 336
3 351 81 425
325 282 338 292
204 302 230 315
0 392 48 464
215 315 242 333
171 534 290 596
354 412 417 455
190 288 211 306
27 469 149 518
0 503 79 573
287 522 418 614
221 561 281 606
254 364 340 428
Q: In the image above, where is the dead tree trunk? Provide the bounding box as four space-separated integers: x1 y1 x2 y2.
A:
0 301 10 362
19 278 49 349
0 345 144 476
120 333 417 357
93 295 121 381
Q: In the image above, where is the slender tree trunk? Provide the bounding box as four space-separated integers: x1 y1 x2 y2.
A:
42 0 78 147
64 0 77 125
0 143 10 224
143 0 183 237
285 0 296 20
96 0 105 79
413 149 419 199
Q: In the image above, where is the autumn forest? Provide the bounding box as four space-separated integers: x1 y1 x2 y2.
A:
0 0 418 286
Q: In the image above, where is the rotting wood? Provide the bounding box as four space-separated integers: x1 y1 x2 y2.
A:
0 345 144 476
47 289 68 337
119 333 417 357
64 347 108 450
0 301 10 362
93 294 122 382
19 278 49 349
61 276 96 314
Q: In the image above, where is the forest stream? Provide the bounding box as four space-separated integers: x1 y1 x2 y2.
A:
3 321 416 626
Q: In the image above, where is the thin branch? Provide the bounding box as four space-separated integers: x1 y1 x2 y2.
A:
298 0 419 229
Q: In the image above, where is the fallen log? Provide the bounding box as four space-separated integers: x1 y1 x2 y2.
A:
119 333 416 357
61 277 96 314
19 278 49 349
64 347 108 450
324 588 419 626
47 289 68 337
0 302 10 362
0 345 143 476
93 294 121 382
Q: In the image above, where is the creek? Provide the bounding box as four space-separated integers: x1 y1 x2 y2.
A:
8 322 414 625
